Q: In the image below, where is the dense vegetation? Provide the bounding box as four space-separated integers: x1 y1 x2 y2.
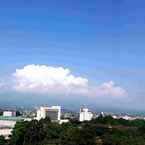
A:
2 116 145 145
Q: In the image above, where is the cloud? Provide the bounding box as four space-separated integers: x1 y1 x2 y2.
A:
0 80 8 90
12 64 127 97
0 83 4 89
93 81 127 97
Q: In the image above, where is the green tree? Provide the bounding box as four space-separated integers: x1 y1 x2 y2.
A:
10 121 28 145
60 125 96 145
0 136 6 145
23 120 41 145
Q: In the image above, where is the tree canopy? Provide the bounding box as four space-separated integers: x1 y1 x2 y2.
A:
2 116 145 145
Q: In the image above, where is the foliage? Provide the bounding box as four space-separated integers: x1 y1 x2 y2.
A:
7 116 145 145
0 136 7 145
10 121 29 145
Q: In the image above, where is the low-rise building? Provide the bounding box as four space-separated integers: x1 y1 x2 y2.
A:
3 111 16 117
0 116 31 139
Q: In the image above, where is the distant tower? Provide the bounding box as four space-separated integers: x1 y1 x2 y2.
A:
79 107 93 122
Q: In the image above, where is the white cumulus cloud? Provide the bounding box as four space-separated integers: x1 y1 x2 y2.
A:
12 64 127 97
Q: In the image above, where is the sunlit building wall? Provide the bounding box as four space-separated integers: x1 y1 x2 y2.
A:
79 108 93 122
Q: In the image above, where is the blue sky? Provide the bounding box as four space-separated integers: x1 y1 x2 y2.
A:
0 0 145 111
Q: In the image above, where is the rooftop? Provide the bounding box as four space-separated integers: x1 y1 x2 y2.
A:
0 116 25 121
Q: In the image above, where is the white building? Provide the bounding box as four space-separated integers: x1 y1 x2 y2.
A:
0 128 13 139
36 106 61 121
0 118 18 139
79 108 93 122
0 116 31 139
59 119 69 124
3 111 16 117
0 120 16 139
0 120 16 128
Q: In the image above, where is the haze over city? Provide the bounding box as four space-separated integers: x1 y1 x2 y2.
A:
0 0 145 112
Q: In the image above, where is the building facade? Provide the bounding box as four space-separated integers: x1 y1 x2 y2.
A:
3 111 16 117
79 108 93 122
36 106 61 121
0 116 27 139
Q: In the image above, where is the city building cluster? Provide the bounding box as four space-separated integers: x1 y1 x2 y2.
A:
0 105 144 139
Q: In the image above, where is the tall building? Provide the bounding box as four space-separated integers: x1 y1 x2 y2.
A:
36 106 61 121
79 108 93 122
